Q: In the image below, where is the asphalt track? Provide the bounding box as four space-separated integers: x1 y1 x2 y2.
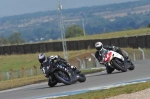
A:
0 59 150 99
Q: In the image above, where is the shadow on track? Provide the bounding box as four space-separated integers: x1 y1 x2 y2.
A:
87 71 123 77
29 84 67 90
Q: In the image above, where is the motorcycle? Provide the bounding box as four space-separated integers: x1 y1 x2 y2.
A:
101 49 135 74
42 60 86 87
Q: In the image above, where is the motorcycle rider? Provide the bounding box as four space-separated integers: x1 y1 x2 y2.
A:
38 53 77 78
94 42 129 73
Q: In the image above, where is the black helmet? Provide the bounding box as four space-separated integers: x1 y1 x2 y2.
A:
95 42 103 51
38 53 46 63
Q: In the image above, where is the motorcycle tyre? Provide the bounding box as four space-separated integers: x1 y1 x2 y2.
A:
48 78 57 87
106 66 114 74
78 73 86 82
54 71 72 85
112 60 127 72
128 61 135 70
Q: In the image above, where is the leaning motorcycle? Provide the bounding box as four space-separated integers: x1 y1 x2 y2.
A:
101 50 135 74
42 60 86 87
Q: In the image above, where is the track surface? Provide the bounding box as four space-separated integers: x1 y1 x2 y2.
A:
0 59 150 99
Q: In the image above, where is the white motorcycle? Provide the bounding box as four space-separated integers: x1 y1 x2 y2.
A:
101 50 134 74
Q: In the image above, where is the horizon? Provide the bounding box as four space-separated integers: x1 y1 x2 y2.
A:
0 0 137 17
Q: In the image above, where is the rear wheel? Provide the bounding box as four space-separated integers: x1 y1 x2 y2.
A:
106 66 114 74
128 61 135 70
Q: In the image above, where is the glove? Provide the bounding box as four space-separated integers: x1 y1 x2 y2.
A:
55 55 59 58
71 65 77 70
67 62 71 66
112 46 116 51
49 55 55 59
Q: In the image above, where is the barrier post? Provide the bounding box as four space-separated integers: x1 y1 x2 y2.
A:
138 47 145 60
10 68 14 79
76 57 84 69
0 72 2 80
21 67 26 77
33 66 38 75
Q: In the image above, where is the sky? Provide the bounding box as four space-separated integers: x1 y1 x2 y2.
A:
0 0 137 17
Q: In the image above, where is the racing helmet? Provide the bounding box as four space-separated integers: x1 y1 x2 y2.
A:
38 53 46 63
95 42 103 51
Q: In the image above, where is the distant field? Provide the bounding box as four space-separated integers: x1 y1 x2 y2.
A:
65 28 150 41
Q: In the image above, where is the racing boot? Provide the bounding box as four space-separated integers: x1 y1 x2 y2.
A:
71 65 81 74
124 56 130 61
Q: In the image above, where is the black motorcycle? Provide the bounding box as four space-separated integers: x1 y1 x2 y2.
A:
42 60 86 87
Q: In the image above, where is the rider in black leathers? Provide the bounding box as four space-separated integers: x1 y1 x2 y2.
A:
38 53 77 78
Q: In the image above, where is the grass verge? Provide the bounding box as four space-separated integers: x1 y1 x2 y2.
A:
0 68 104 91
51 81 150 99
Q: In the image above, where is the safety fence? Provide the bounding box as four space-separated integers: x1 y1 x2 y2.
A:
0 48 149 81
0 34 150 55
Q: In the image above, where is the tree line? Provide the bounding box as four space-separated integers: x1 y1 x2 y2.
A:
0 32 25 45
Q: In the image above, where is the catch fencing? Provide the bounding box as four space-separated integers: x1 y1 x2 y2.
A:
0 48 150 81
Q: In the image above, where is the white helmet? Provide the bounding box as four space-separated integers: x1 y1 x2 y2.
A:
38 53 46 63
95 42 103 51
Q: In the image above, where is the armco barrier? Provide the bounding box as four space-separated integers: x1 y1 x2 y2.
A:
101 39 110 45
77 40 86 50
85 39 95 49
118 37 128 47
24 44 31 54
67 41 78 50
31 43 39 53
45 42 54 51
3 46 11 55
146 35 150 48
53 42 63 51
137 35 147 48
110 38 119 46
10 45 17 54
0 46 4 55
0 35 150 55
17 45 24 54
39 43 47 52
128 36 138 48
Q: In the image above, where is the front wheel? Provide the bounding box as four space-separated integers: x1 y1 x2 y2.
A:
48 76 57 87
112 60 127 72
78 74 86 82
54 70 72 85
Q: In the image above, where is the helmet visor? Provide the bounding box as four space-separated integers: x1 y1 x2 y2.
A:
96 46 102 51
39 57 46 63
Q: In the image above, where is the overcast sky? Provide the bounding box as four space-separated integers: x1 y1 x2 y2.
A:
0 0 137 17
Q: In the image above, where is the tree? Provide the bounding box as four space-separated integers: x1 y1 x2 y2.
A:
0 37 9 45
65 25 85 38
147 23 150 28
8 32 25 44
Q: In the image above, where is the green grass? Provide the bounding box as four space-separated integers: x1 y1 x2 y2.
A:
0 69 104 91
0 50 90 71
51 81 150 99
